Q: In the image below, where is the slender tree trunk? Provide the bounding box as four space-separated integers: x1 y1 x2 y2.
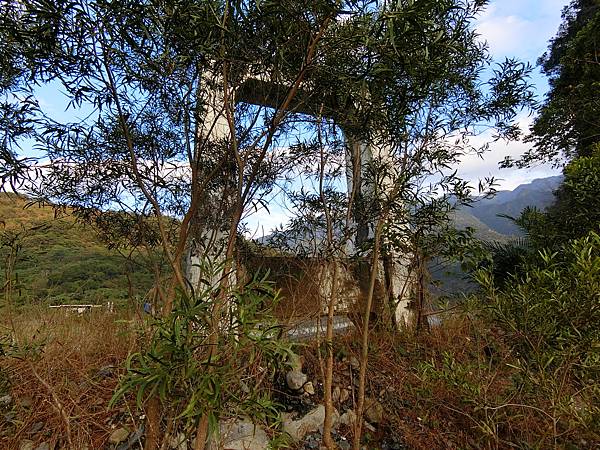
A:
352 220 383 450
382 251 397 331
194 414 209 450
414 251 430 335
322 261 339 449
144 397 160 450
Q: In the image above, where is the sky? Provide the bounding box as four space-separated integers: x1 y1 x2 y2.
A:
458 0 567 190
249 0 571 234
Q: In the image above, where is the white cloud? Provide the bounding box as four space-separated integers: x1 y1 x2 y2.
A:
476 0 565 62
477 15 534 57
457 115 561 191
458 142 559 191
243 207 291 239
464 1 567 190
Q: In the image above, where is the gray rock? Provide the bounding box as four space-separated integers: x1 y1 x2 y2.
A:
97 365 115 378
338 388 350 404
34 443 50 450
286 370 308 391
19 440 35 450
116 425 144 450
332 386 341 403
304 381 315 395
364 398 384 424
339 409 356 427
211 417 270 450
29 422 44 434
288 352 303 371
283 405 339 442
109 427 130 445
0 394 12 406
364 421 376 432
349 356 360 370
168 432 187 450
283 406 323 442
338 439 351 450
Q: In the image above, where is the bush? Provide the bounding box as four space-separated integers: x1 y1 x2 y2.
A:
476 231 600 437
519 148 600 250
111 261 294 444
479 232 600 374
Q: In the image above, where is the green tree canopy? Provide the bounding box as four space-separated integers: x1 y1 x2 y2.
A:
518 145 600 248
0 0 534 295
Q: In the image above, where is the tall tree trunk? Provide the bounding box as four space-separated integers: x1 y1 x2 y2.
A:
352 220 383 450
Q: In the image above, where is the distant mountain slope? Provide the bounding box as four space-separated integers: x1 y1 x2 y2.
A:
432 175 563 296
0 194 155 304
256 176 562 252
449 209 510 242
463 175 563 236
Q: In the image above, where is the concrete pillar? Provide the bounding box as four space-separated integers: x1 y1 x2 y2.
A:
185 73 413 324
186 73 235 291
344 133 412 325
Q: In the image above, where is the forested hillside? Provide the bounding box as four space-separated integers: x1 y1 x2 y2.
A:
0 194 154 304
463 175 563 235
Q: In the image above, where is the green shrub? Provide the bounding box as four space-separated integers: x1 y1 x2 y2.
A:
111 261 294 441
478 231 600 377
477 231 600 440
518 148 600 250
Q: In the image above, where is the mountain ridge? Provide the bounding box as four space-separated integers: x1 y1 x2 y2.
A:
258 175 564 248
458 175 563 236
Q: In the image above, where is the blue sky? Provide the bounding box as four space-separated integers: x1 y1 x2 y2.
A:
457 0 567 190
249 1 571 234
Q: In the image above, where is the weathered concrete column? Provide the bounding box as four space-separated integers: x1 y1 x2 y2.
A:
185 73 413 323
186 74 235 291
344 133 412 325
344 136 370 250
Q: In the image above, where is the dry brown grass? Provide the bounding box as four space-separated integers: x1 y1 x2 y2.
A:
0 306 141 449
298 313 600 450
2 303 598 450
240 254 326 322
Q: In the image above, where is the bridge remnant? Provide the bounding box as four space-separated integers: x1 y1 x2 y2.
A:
186 71 413 325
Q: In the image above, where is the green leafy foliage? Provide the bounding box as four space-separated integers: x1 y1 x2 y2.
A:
478 237 530 286
418 351 483 400
111 262 294 435
0 194 156 304
519 148 600 249
484 148 600 287
478 231 600 383
508 0 600 167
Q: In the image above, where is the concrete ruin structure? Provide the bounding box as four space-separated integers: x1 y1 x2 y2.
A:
186 71 413 326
